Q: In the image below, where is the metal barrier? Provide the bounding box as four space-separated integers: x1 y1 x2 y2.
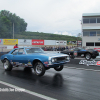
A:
0 46 7 53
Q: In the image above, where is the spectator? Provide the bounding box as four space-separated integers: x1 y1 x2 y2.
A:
66 46 68 49
44 46 47 51
13 44 18 49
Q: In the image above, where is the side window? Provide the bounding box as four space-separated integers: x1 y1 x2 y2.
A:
12 49 18 55
74 48 78 51
18 49 25 55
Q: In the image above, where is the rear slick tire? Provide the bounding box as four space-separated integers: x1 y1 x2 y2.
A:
34 62 45 76
85 53 91 60
3 59 12 71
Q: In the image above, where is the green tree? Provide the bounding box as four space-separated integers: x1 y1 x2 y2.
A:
0 10 27 38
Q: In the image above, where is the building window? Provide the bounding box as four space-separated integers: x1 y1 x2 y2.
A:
95 42 100 46
83 17 100 23
86 42 94 46
97 18 100 23
83 19 89 23
97 31 100 36
90 18 96 23
90 31 96 36
83 31 89 36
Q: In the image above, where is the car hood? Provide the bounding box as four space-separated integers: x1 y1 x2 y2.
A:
40 52 68 57
28 52 68 58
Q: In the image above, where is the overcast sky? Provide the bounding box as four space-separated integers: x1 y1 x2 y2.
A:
0 0 100 36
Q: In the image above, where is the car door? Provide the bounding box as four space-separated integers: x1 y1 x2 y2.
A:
12 48 28 64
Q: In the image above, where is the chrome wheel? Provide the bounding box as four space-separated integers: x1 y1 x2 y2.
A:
36 63 42 74
34 62 45 76
56 66 61 69
4 60 9 69
85 53 91 60
3 59 12 71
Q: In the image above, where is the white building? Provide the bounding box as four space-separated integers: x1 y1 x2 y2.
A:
82 13 100 49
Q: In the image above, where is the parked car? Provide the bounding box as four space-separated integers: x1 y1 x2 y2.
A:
61 47 99 60
1 47 70 76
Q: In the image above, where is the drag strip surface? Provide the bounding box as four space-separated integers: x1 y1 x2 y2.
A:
0 60 100 100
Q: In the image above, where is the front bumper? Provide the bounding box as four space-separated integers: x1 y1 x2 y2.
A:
45 60 70 68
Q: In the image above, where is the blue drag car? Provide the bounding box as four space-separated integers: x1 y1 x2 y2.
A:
1 47 70 76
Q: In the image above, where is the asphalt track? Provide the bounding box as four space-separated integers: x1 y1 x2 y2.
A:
0 57 100 100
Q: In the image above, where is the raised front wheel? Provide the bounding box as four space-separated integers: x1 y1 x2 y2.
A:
54 65 63 71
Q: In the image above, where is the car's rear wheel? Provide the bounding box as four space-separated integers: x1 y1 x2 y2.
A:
34 62 45 76
54 65 63 71
85 53 91 60
3 59 12 71
92 56 96 59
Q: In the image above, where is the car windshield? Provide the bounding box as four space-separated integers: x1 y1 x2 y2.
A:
73 47 85 51
25 48 44 54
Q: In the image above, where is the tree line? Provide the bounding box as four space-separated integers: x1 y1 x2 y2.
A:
14 32 81 41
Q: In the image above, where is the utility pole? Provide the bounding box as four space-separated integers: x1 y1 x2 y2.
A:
13 23 14 39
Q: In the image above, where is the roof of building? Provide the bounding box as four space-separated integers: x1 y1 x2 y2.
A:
82 13 100 17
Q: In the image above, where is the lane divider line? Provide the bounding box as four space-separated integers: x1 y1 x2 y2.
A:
65 66 100 72
0 80 57 100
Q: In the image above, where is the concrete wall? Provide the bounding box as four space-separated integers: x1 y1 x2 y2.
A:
82 36 100 49
82 23 100 30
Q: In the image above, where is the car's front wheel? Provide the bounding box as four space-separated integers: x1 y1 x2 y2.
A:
54 65 63 71
3 59 12 71
34 62 45 76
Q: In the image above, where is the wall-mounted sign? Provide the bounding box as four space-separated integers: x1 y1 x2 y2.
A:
0 39 3 44
3 39 18 45
44 40 56 45
18 39 31 45
32 40 44 45
56 41 66 45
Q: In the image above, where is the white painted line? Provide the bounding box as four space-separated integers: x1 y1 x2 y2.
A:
66 66 100 72
75 68 85 70
84 69 94 71
66 67 76 69
0 80 57 100
90 70 100 72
